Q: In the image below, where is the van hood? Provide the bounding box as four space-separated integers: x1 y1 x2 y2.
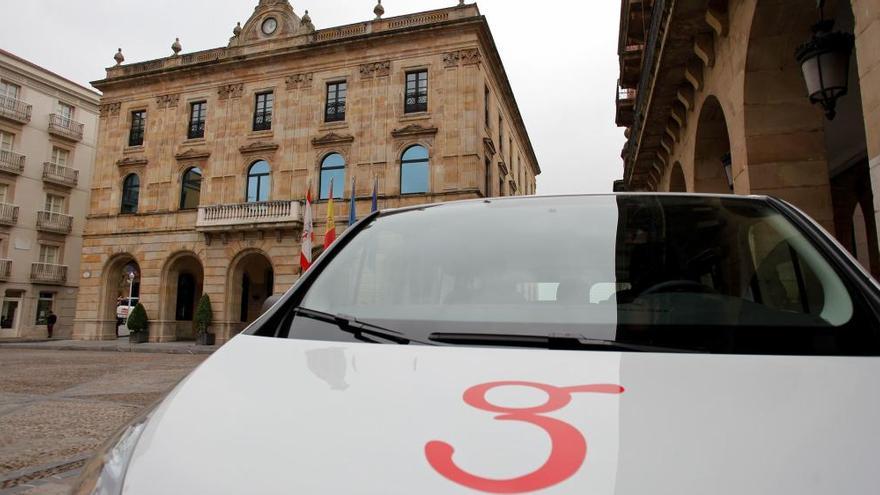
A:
122 335 880 494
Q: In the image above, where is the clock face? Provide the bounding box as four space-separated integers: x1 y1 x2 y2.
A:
262 17 278 35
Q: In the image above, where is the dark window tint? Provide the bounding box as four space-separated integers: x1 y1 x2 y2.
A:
484 85 490 128
325 82 346 122
253 92 273 131
485 157 492 196
129 111 145 147
180 167 202 210
400 145 429 194
319 153 345 200
121 174 140 213
188 102 206 139
405 70 428 113
247 161 271 202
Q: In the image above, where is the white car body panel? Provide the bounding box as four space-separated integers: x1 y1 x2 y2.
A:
122 334 880 494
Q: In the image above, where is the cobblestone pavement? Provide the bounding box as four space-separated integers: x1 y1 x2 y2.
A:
0 349 206 494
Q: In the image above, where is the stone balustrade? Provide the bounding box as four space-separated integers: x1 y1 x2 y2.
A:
196 200 302 232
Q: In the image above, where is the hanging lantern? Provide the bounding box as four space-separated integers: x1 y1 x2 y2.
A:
794 2 854 121
720 152 733 191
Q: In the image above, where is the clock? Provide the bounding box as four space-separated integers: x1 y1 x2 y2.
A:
262 17 278 35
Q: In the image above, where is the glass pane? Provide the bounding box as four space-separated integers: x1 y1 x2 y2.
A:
258 176 271 201
247 178 259 203
402 145 428 161
401 162 429 194
321 153 345 169
320 169 345 200
249 160 270 175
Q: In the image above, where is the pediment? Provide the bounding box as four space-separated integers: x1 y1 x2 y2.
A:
311 132 355 147
391 123 439 138
175 148 211 161
239 141 280 154
116 156 148 167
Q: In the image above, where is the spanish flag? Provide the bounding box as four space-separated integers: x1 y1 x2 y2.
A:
324 178 336 249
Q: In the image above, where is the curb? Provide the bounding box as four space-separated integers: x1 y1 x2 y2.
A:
0 343 216 355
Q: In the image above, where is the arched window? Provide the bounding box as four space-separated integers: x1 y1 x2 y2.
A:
400 145 429 194
121 174 140 213
180 167 202 210
319 153 345 200
247 160 271 203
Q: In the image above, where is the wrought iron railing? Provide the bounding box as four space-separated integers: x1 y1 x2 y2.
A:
48 113 84 141
188 120 205 139
30 263 68 284
0 95 32 123
128 128 144 147
0 259 10 280
36 210 73 233
405 90 428 114
325 100 346 122
197 200 302 229
617 82 637 101
252 111 272 131
43 162 79 187
0 149 25 174
0 203 18 225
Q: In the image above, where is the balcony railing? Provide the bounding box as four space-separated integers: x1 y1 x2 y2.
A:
36 211 73 234
48 114 84 142
188 121 205 140
43 162 79 187
0 149 25 175
0 95 32 124
30 263 68 285
252 111 272 132
196 200 302 231
0 259 10 280
0 202 19 225
616 81 637 127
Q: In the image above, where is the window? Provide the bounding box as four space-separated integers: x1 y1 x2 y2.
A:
319 153 345 200
129 110 146 146
0 81 21 99
51 147 69 167
484 85 490 128
180 167 202 210
325 81 347 122
0 184 8 204
189 102 207 139
400 145 429 195
405 70 428 113
121 174 140 214
39 244 59 265
57 102 74 123
253 92 273 131
498 116 504 157
484 157 492 196
35 292 54 325
0 131 13 151
44 194 65 213
509 138 513 163
247 161 271 202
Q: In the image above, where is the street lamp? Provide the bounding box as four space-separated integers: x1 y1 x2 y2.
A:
720 152 734 191
795 0 854 121
125 271 136 327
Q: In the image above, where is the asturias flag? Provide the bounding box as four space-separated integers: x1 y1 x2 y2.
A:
300 188 314 271
324 178 336 249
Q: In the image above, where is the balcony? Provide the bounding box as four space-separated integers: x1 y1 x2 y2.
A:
616 83 636 127
619 43 644 89
43 162 79 188
36 211 73 234
0 203 19 226
30 263 67 285
0 259 9 280
48 114 84 142
196 200 302 233
0 149 25 175
0 95 32 124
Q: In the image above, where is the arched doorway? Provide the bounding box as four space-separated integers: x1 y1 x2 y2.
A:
101 255 141 339
227 251 274 335
160 252 204 341
669 162 687 192
693 96 732 194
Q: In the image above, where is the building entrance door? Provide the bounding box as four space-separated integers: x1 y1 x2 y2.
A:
1 294 22 338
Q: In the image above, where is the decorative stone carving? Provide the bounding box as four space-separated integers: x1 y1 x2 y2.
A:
443 49 481 68
218 83 244 100
99 102 122 118
497 159 509 176
155 94 180 109
116 156 148 167
114 48 125 66
239 141 280 154
360 61 391 79
301 10 315 32
285 73 314 90
391 123 439 138
374 0 385 19
311 132 355 147
175 148 211 161
171 38 182 56
233 22 242 37
483 137 497 156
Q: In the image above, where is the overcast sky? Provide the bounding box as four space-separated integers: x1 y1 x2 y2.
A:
0 0 625 194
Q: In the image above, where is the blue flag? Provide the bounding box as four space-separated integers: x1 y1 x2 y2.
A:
371 175 378 213
348 176 357 226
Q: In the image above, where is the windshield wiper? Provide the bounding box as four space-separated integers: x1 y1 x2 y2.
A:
294 307 432 345
427 332 699 353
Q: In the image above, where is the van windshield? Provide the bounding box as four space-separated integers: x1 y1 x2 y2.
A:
295 195 878 355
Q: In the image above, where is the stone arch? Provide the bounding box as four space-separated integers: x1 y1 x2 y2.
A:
157 251 204 341
693 95 732 193
99 253 142 333
669 162 687 192
225 249 275 338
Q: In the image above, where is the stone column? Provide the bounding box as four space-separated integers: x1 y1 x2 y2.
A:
852 0 880 251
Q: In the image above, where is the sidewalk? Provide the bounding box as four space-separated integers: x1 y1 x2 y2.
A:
0 337 217 355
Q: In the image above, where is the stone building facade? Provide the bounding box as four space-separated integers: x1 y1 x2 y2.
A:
615 0 880 276
0 49 99 339
74 0 540 343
